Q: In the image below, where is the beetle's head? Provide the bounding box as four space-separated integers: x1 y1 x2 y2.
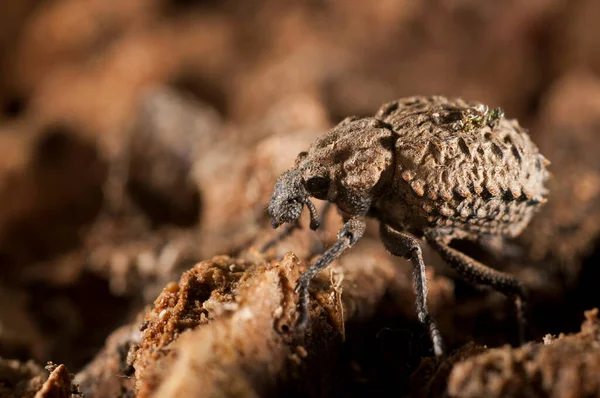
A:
269 151 331 230
268 168 321 230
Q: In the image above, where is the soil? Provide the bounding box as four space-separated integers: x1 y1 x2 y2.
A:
0 1 599 397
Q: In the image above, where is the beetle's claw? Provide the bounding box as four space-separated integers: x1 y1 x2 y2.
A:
309 218 320 231
295 298 310 330
294 280 310 330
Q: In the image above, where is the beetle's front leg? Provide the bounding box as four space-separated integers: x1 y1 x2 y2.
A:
295 216 366 329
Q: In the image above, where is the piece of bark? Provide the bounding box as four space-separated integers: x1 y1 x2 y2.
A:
447 309 600 398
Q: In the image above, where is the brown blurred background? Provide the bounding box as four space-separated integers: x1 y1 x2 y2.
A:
0 0 600 396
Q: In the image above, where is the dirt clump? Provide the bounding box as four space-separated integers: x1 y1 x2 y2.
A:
128 236 454 397
448 309 600 398
0 359 80 398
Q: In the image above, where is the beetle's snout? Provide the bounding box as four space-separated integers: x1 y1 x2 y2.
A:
269 198 304 228
268 170 307 228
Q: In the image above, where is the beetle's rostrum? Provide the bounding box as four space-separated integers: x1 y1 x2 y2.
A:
268 169 321 230
267 95 550 357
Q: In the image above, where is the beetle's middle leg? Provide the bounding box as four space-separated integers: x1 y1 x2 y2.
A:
295 216 366 329
380 224 444 357
425 230 528 345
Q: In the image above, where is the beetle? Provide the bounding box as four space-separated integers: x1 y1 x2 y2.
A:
267 96 549 356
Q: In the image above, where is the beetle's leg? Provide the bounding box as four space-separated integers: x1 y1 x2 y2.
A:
425 231 527 345
380 224 444 357
295 217 366 329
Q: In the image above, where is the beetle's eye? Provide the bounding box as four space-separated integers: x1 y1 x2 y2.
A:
305 176 329 194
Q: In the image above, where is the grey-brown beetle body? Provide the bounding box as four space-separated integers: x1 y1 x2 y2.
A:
268 96 549 356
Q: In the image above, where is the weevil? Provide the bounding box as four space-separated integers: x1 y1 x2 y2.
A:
268 96 549 356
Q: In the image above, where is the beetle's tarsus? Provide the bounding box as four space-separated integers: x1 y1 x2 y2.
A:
294 281 310 330
515 295 527 345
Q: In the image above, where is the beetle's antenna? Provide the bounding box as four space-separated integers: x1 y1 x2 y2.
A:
302 198 320 230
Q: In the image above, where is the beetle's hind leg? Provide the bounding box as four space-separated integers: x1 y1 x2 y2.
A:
380 224 444 357
425 231 528 345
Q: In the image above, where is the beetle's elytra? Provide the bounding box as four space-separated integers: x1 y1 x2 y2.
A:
268 95 550 356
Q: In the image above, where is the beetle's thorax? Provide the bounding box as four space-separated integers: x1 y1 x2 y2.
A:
298 117 397 216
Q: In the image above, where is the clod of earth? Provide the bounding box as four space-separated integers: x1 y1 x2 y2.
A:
447 309 600 398
126 233 454 397
0 358 80 398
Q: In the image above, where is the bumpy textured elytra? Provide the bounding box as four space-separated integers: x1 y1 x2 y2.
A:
267 96 550 357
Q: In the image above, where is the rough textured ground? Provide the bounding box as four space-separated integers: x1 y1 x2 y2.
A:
0 1 600 397
448 309 600 398
0 359 80 398
128 236 453 397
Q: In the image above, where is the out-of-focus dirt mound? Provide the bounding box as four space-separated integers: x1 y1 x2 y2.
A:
74 323 139 398
448 309 600 398
0 358 46 398
521 72 600 278
0 359 81 398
